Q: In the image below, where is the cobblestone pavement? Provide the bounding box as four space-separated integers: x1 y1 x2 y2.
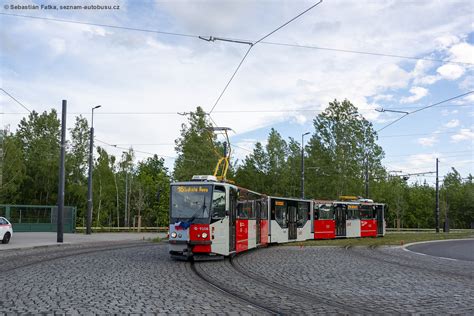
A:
1 242 473 314
232 246 474 314
0 242 256 314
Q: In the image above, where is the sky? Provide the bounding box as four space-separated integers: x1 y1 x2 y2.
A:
1 0 473 186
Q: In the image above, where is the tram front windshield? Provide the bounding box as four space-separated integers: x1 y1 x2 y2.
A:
171 185 212 222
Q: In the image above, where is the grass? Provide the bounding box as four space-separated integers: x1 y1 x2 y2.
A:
283 231 474 247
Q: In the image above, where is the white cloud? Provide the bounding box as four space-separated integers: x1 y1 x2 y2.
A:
444 119 460 128
2 0 474 173
441 109 459 116
434 35 460 49
417 136 437 147
451 129 474 142
436 64 466 80
49 38 66 56
400 86 429 103
373 94 394 101
448 42 474 64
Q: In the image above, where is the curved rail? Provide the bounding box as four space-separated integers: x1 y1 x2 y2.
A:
229 252 375 314
190 261 279 315
345 245 472 280
0 241 158 273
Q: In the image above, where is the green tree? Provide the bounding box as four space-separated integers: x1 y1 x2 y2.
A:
16 110 60 204
0 131 26 203
173 107 220 181
306 99 384 199
65 116 89 216
132 155 170 227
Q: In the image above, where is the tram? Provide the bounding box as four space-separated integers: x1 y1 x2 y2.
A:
168 128 385 260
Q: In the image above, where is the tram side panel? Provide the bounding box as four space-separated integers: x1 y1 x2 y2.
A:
210 218 230 256
313 202 336 239
259 198 269 245
270 198 289 243
296 201 313 241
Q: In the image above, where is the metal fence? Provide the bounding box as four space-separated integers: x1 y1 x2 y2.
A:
0 205 76 233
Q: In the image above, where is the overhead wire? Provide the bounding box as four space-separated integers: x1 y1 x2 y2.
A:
377 91 474 133
1 88 32 113
0 12 198 39
208 0 323 115
1 12 472 65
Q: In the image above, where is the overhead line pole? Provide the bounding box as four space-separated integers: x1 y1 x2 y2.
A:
435 158 440 233
57 100 67 243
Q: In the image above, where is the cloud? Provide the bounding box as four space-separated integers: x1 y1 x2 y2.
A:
417 135 437 147
434 35 460 49
451 129 474 142
372 94 394 101
436 64 466 80
2 0 474 172
441 109 459 116
400 86 428 103
444 119 460 128
448 42 474 64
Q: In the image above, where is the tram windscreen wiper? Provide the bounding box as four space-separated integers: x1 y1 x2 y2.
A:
188 196 208 223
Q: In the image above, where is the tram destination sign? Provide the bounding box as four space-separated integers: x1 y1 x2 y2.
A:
176 186 209 193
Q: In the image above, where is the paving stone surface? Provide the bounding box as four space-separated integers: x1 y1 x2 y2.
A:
233 245 474 314
0 242 255 314
1 242 473 314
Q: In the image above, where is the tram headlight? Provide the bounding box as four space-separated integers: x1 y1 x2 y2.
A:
171 232 177 238
202 232 208 239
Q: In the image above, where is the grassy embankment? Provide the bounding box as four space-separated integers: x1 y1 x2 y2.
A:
285 230 474 247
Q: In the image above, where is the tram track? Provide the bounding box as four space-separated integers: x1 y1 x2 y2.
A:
230 252 377 315
345 245 473 280
0 241 159 273
190 260 279 315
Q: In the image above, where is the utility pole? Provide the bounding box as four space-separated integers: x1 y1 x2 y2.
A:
124 170 128 227
365 156 369 198
301 132 310 199
57 100 67 243
86 105 101 234
435 158 440 233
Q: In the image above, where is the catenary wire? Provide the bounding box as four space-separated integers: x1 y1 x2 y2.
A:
0 88 32 113
208 1 323 115
0 12 198 39
1 12 472 65
377 91 474 133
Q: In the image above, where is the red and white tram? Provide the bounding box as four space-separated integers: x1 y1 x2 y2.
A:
168 175 386 259
313 199 386 239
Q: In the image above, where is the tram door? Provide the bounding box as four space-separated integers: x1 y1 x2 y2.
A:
335 205 346 237
256 201 261 244
376 204 385 235
288 206 297 240
229 188 237 252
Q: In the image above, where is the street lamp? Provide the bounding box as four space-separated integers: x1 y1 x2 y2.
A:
86 105 101 235
301 132 310 199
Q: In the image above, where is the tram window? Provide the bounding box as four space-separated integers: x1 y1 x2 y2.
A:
347 208 360 220
237 202 248 219
261 200 268 219
275 205 287 228
359 206 373 220
248 202 256 220
297 202 308 227
211 186 226 219
313 206 319 220
318 205 334 220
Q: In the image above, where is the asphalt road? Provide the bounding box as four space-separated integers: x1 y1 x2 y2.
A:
407 239 474 261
